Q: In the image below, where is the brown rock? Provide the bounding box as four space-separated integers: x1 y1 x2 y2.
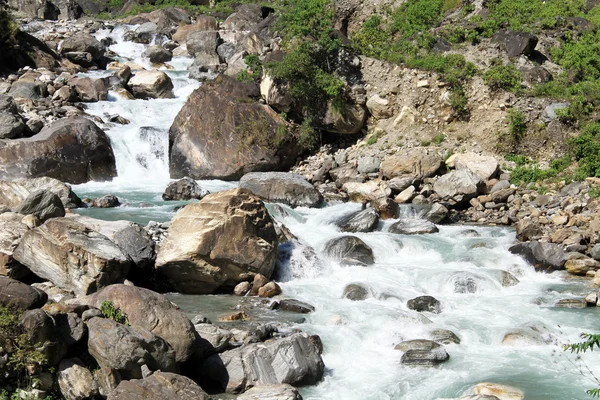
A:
258 281 281 298
380 148 442 180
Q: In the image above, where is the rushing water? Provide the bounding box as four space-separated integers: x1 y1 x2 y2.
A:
71 24 600 400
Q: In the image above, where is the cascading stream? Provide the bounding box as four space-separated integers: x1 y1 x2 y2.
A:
71 24 600 400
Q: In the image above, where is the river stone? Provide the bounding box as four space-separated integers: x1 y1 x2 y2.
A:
15 190 65 222
342 180 398 219
556 298 588 308
389 219 439 235
193 324 232 352
0 118 117 184
342 283 371 301
275 299 315 313
107 371 209 400
508 241 567 272
87 317 177 379
169 75 300 180
60 34 104 61
0 276 47 309
394 339 441 352
69 77 108 102
186 31 220 57
501 328 550 346
0 111 24 139
407 296 442 313
172 16 218 42
0 177 82 209
428 329 461 345
162 177 208 200
565 258 600 276
450 272 478 294
237 384 302 400
422 203 449 224
57 358 99 400
380 148 442 180
433 170 485 204
13 218 131 296
142 45 172 63
400 347 449 366
448 152 499 180
239 172 323 208
207 333 324 393
323 236 375 266
78 284 196 363
472 382 524 400
337 208 379 233
156 188 278 294
128 71 175 99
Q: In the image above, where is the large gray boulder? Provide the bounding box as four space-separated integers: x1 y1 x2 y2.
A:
0 118 117 184
0 177 82 209
69 77 108 102
508 241 567 272
87 317 177 379
13 218 131 296
493 29 538 58
186 31 220 57
388 219 439 235
156 188 278 294
337 208 379 233
128 71 175 99
323 236 375 266
204 333 324 393
162 177 209 201
108 371 208 400
60 34 105 62
240 172 323 208
222 4 264 31
433 170 485 205
15 190 65 222
0 112 25 139
0 276 47 309
77 284 197 363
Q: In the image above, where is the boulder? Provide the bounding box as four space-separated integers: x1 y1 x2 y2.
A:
356 156 381 174
69 77 108 102
156 189 278 294
407 295 442 313
169 76 300 180
428 329 461 345
57 358 99 400
128 71 174 99
492 30 538 58
60 34 104 62
565 258 600 276
433 170 484 205
0 112 25 139
77 284 197 363
400 347 449 366
366 94 393 119
542 103 569 123
162 177 208 201
222 4 264 31
0 213 30 278
389 219 439 235
380 148 442 180
0 118 117 184
87 317 177 379
342 180 397 219
337 208 379 233
508 241 567 272
422 203 449 224
317 98 367 135
323 236 374 266
93 194 120 208
472 382 524 400
205 333 324 393
342 283 371 300
142 45 172 63
20 308 68 365
186 31 220 57
107 371 208 400
172 16 218 42
239 172 323 208
274 299 315 313
15 190 65 222
515 220 542 241
0 177 82 209
0 276 47 309
394 339 441 352
13 218 131 296
188 52 221 80
448 152 499 180
260 73 293 112
237 384 302 400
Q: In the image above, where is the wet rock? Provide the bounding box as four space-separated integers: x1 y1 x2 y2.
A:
205 333 324 393
407 296 442 313
428 329 461 345
240 172 323 208
248 272 268 295
508 241 567 272
0 118 117 184
389 219 439 235
423 203 449 224
342 283 371 301
237 384 302 400
169 76 300 180
87 317 177 379
380 148 442 180
499 270 519 287
57 358 99 400
433 170 484 205
450 272 478 294
142 45 172 63
13 218 130 296
128 71 174 99
93 194 120 208
258 281 282 298
108 371 208 400
501 326 554 346
15 190 65 222
0 276 47 309
337 208 379 233
472 382 524 400
394 339 441 352
555 298 588 309
565 258 600 276
275 299 315 313
77 284 197 363
343 180 397 219
323 236 375 266
162 177 208 201
400 347 449 366
156 188 278 294
234 281 251 296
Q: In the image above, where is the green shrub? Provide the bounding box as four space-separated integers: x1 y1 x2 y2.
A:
509 155 571 183
294 118 319 150
432 133 445 144
504 153 530 166
449 88 469 119
568 122 600 179
483 63 521 92
507 108 526 140
100 300 129 325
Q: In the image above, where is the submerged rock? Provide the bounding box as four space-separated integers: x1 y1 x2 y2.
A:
342 283 371 301
162 177 208 201
274 299 315 313
336 208 379 233
428 329 461 345
323 236 375 266
400 347 449 367
389 219 439 235
472 382 524 400
407 296 442 313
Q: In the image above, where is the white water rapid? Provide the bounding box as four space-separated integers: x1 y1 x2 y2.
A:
72 25 600 400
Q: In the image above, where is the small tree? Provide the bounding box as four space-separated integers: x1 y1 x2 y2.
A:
564 333 600 398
